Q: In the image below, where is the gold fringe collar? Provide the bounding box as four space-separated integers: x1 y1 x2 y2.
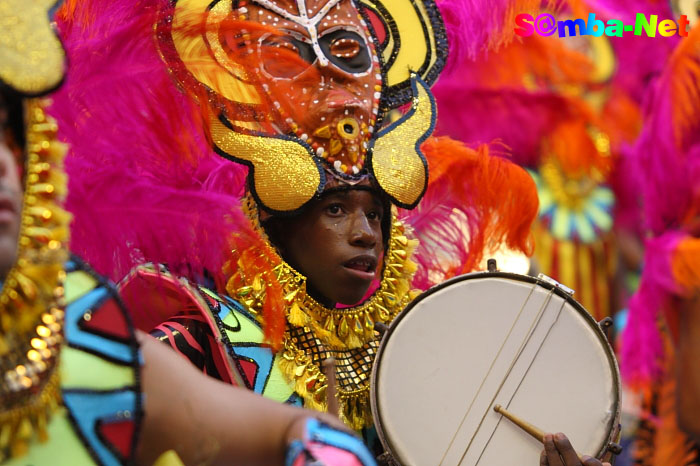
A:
0 99 70 460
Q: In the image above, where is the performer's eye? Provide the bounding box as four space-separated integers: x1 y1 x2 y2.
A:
319 30 372 74
367 210 381 221
326 204 344 215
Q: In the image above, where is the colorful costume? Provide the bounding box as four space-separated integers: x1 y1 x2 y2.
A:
52 0 539 445
0 3 144 463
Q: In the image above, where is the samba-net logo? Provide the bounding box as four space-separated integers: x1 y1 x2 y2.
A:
515 13 692 38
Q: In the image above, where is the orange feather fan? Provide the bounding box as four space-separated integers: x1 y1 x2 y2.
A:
405 137 538 289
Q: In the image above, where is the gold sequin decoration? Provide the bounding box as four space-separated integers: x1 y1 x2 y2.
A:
371 74 433 207
227 195 420 429
210 116 321 212
0 99 70 459
0 0 66 95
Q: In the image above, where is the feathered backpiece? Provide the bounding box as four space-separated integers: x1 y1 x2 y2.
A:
52 1 253 284
621 23 700 386
403 137 538 289
436 0 543 70
431 1 616 225
432 0 604 168
431 0 665 321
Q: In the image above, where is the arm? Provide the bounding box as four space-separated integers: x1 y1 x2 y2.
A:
135 331 366 466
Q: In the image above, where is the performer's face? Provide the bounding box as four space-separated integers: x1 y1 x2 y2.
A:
246 0 381 175
269 189 384 305
0 98 22 281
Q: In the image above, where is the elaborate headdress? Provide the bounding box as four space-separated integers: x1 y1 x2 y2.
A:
56 0 538 321
154 0 448 213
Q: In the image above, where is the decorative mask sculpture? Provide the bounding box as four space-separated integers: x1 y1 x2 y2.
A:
156 0 446 212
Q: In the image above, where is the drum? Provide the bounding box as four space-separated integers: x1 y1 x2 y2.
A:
370 271 620 466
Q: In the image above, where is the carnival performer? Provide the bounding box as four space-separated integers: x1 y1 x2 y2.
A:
0 2 379 465
621 21 700 466
52 0 614 464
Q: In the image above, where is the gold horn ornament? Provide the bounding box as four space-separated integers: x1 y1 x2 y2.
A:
210 116 323 212
369 74 435 208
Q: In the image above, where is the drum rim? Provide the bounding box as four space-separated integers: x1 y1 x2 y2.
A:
370 271 622 464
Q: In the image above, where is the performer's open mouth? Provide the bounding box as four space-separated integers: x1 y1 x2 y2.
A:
343 255 377 279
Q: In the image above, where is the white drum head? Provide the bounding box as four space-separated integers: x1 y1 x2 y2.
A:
371 273 620 466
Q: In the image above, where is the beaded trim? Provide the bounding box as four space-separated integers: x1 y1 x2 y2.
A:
0 99 70 460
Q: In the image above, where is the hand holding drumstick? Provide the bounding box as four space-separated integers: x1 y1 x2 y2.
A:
540 433 611 466
493 405 611 466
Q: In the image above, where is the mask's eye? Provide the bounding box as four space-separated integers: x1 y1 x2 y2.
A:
259 34 315 79
319 30 372 74
330 37 361 59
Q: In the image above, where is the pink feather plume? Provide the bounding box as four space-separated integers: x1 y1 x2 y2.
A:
51 0 253 284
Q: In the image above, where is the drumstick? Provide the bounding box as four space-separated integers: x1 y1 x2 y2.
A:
322 357 340 418
493 405 584 461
